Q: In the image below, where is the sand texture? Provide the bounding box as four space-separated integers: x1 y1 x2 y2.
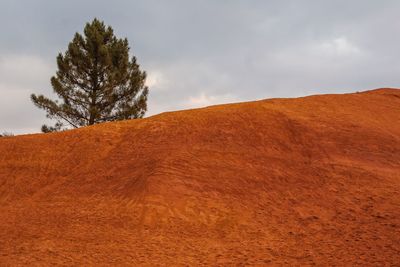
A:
0 88 399 266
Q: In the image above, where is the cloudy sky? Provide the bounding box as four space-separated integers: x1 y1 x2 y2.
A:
1 1 399 134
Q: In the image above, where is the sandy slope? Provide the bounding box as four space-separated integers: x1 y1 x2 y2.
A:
0 88 399 266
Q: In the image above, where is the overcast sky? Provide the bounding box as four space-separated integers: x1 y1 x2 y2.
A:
1 1 399 134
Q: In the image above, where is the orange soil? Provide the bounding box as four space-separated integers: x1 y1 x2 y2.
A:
0 88 399 266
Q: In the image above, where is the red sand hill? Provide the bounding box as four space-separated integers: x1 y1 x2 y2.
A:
0 88 399 266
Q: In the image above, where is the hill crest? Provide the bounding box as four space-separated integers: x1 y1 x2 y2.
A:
0 88 399 265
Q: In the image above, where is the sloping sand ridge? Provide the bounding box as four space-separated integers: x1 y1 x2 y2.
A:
0 88 399 265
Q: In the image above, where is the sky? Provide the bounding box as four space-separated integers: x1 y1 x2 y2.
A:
1 0 400 134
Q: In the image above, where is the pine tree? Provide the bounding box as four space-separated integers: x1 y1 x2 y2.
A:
31 18 148 132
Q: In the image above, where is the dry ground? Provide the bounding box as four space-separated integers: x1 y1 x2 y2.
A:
0 88 399 266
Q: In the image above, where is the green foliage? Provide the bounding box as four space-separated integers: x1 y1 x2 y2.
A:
31 18 148 132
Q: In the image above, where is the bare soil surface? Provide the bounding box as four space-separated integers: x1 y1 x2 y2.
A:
0 88 399 266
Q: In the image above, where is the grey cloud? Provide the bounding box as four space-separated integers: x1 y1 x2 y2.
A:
1 0 399 134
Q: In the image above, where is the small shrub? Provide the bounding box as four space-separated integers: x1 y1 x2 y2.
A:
0 131 14 137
